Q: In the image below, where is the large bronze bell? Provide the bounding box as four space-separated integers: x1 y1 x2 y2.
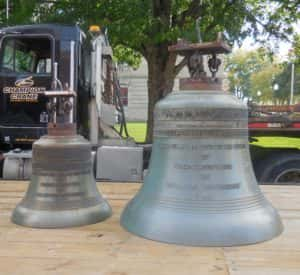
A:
12 91 111 228
121 39 283 246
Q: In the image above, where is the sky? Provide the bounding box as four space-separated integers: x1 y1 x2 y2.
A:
233 22 300 61
236 37 291 60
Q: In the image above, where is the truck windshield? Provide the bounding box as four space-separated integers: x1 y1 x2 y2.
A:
0 36 52 74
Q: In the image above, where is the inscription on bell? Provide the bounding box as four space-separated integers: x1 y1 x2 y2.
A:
174 163 232 171
204 182 241 190
166 181 241 191
37 192 84 198
41 181 81 187
166 182 198 191
155 120 248 130
154 129 248 138
159 143 247 151
155 108 248 121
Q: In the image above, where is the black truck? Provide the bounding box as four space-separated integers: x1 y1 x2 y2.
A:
0 23 299 184
0 24 134 180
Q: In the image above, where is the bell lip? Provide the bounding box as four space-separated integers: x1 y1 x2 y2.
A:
121 222 284 247
120 204 284 247
11 200 112 229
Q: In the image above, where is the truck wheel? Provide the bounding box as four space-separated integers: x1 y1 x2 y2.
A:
0 152 4 178
255 152 300 184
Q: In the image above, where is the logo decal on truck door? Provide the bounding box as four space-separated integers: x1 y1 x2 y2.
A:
15 76 34 88
3 76 46 102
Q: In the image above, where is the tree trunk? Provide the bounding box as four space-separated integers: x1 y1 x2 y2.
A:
145 46 177 143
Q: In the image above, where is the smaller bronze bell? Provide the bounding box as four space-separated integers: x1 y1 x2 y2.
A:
12 91 111 228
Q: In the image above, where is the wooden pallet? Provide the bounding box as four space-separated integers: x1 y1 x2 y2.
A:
0 181 299 275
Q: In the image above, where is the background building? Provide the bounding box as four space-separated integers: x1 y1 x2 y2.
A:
118 57 224 122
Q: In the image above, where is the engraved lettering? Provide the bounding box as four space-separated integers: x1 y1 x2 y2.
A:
165 181 240 191
36 192 84 198
203 183 241 190
154 129 248 138
155 108 247 121
155 121 247 130
41 181 80 187
174 163 232 171
166 182 198 191
158 143 247 151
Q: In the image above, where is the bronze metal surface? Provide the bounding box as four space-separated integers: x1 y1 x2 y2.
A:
121 90 283 246
11 134 112 228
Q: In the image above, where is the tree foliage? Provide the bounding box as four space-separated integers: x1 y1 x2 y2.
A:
226 33 300 105
293 34 300 65
225 48 277 100
273 35 300 104
1 0 299 141
250 63 282 104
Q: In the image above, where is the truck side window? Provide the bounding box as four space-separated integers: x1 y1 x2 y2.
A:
2 40 14 71
0 37 52 74
36 58 51 74
15 49 35 73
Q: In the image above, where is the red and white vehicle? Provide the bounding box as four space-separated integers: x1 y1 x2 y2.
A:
248 104 300 184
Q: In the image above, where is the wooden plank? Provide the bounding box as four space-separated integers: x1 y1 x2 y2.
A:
0 181 228 275
0 257 227 275
223 219 300 274
0 181 299 274
224 185 300 275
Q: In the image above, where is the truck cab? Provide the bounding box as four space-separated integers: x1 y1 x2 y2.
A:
0 24 138 180
0 25 79 148
0 24 116 150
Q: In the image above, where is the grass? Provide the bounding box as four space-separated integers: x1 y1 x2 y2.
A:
251 137 300 149
115 122 147 143
116 122 300 148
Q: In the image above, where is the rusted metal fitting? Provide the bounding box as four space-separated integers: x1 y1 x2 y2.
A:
169 36 231 90
168 40 231 56
179 78 222 90
47 123 76 136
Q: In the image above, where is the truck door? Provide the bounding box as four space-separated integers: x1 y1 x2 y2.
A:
0 34 54 146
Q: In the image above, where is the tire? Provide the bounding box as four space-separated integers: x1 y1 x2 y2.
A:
255 152 300 184
0 156 3 178
142 144 152 169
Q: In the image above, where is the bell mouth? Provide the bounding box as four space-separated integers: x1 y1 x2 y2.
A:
11 200 112 229
121 198 283 247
